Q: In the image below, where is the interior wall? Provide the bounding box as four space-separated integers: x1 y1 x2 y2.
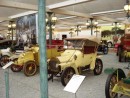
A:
54 29 101 40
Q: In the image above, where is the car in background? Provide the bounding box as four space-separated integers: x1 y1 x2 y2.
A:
117 34 130 62
0 40 24 67
0 39 13 49
97 40 108 54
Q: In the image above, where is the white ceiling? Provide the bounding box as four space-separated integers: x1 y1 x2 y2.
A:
0 0 128 33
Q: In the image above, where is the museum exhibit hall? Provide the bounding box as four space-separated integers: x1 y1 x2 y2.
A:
1 0 130 98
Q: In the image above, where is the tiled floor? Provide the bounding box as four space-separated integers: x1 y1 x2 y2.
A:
0 49 130 98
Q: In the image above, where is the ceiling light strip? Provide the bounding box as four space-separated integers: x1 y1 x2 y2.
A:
58 16 77 20
91 9 124 15
9 11 38 19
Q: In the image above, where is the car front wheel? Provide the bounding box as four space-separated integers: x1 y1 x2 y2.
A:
0 55 9 67
61 67 75 86
94 59 103 75
105 73 118 98
23 61 38 76
11 64 23 72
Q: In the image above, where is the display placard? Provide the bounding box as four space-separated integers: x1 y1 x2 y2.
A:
64 74 85 93
2 61 14 69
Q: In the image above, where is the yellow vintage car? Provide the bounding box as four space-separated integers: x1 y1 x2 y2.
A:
48 36 103 86
104 63 130 98
10 45 63 76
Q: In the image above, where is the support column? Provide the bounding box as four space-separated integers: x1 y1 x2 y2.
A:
38 0 48 98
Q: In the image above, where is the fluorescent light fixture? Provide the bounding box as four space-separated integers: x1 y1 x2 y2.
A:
98 23 113 26
59 16 77 20
9 11 37 19
91 9 124 15
47 0 94 9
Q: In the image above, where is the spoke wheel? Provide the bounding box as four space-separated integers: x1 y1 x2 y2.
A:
61 67 75 86
23 61 37 76
94 59 103 75
0 55 9 67
105 73 118 98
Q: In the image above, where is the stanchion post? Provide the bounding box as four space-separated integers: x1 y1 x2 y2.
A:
5 69 9 98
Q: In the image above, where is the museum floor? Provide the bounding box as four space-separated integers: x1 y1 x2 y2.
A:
0 48 129 98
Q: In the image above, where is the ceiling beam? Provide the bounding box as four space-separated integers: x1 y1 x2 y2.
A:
52 9 117 23
0 0 37 10
57 20 75 26
91 9 124 15
0 17 9 22
47 0 95 9
0 29 8 32
52 9 92 19
94 16 116 22
0 17 9 21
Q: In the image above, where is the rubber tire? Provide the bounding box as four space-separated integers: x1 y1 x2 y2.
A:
48 70 53 81
105 73 118 98
11 64 22 72
107 42 112 48
61 67 75 86
94 59 103 75
103 46 108 54
10 58 21 72
48 74 53 81
0 55 9 67
23 61 38 76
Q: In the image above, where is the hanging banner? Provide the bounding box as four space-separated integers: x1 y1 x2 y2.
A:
16 14 37 46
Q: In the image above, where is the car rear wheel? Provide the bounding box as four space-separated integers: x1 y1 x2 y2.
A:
0 55 9 67
23 61 38 76
11 64 23 72
94 59 103 75
105 73 118 98
103 46 108 54
61 67 75 86
107 42 112 48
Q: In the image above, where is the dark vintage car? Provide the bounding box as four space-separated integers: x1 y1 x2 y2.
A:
0 39 24 51
0 39 13 49
97 40 108 54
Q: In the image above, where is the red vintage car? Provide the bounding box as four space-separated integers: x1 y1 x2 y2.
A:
117 34 130 62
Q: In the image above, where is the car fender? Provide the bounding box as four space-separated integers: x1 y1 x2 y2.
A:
61 62 79 74
89 53 97 70
1 52 11 57
104 68 126 78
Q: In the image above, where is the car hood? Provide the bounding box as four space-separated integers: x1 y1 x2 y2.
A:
56 50 81 63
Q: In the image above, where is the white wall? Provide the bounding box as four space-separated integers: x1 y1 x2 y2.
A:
54 29 101 40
